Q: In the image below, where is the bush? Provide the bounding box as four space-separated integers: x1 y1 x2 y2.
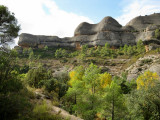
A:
33 100 62 120
140 59 153 66
25 64 52 88
155 28 160 39
55 48 68 58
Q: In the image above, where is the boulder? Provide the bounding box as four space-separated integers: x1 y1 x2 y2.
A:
148 64 160 76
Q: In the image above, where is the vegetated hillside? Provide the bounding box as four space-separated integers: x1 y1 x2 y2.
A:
1 40 160 120
15 40 160 78
1 4 160 120
10 40 160 120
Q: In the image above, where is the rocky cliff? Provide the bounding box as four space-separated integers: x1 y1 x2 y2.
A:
18 13 160 49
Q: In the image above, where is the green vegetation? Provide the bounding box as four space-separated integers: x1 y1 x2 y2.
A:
0 5 20 44
32 100 63 120
1 42 160 120
155 28 160 39
1 5 160 120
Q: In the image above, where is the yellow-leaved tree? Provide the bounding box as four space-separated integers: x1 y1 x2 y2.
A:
68 65 85 86
68 71 76 86
99 72 112 88
136 71 159 90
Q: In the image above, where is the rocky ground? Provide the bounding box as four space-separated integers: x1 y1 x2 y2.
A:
34 89 83 120
126 54 160 80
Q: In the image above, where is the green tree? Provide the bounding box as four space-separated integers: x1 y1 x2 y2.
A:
127 72 160 120
66 64 103 119
155 28 160 39
88 47 95 57
25 64 52 88
127 45 134 56
55 48 68 58
101 81 126 120
83 63 101 94
100 42 110 57
137 40 145 54
0 48 31 120
29 51 34 60
23 48 28 57
65 66 85 114
77 64 101 119
123 44 128 55
44 45 48 51
81 44 88 55
0 5 20 44
95 46 101 56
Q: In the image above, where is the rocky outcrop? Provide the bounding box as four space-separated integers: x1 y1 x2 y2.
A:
18 13 160 49
126 13 160 31
126 54 160 81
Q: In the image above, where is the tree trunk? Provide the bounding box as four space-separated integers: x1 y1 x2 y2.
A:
75 93 76 104
112 100 114 120
112 89 115 120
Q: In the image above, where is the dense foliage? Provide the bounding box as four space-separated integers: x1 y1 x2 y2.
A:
0 5 20 44
0 48 31 120
1 5 160 120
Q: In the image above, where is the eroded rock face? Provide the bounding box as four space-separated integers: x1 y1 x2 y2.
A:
18 13 160 48
126 55 160 81
126 13 160 31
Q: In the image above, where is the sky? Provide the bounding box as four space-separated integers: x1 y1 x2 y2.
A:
1 0 160 46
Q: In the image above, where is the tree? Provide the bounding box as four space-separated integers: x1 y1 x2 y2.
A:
25 64 52 88
88 47 95 57
127 71 160 120
136 71 159 90
123 44 128 55
83 63 101 94
55 48 68 58
65 66 85 114
113 73 134 94
66 64 103 119
100 42 110 57
99 72 112 89
29 51 34 60
127 83 160 120
101 81 126 120
44 45 48 51
127 45 134 56
0 5 20 44
155 28 160 39
81 44 88 55
137 40 145 54
0 48 31 120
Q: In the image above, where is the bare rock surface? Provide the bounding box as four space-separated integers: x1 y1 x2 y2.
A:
18 13 160 48
126 54 160 81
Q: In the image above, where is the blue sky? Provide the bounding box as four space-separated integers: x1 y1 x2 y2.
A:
52 0 123 23
1 0 160 40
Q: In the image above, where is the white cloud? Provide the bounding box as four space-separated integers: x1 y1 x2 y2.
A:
0 0 93 40
116 0 160 26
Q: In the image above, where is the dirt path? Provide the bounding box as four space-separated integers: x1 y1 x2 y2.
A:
35 90 83 120
46 100 83 120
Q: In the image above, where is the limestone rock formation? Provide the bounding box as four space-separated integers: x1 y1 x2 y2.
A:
18 13 160 49
126 13 160 31
126 55 160 81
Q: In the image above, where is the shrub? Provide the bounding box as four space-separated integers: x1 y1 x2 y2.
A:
33 100 62 120
155 28 160 39
55 48 68 58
